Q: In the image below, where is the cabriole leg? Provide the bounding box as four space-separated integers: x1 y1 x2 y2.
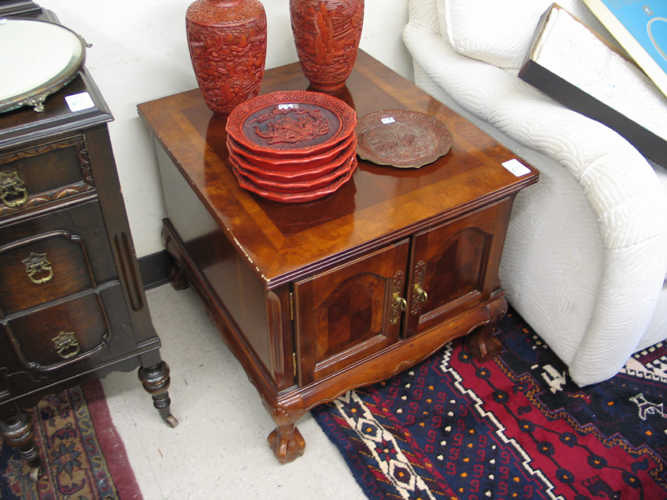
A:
268 423 306 464
467 295 507 363
265 404 306 464
467 323 503 362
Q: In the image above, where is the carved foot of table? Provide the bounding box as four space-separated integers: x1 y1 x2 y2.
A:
138 361 179 428
166 261 190 291
268 423 306 464
466 297 507 363
0 405 41 481
467 325 503 363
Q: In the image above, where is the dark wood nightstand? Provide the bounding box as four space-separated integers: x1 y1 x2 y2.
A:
139 50 538 464
0 4 176 481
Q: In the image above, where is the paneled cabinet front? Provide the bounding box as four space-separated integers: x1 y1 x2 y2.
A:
293 198 513 386
294 239 410 385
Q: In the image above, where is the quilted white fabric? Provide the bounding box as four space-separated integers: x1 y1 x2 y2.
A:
404 0 667 386
436 0 617 71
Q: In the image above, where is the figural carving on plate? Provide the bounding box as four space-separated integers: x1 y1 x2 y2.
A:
249 107 330 145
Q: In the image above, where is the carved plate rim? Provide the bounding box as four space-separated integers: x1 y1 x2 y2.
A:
232 153 356 193
226 90 357 158
227 132 356 170
355 109 454 168
228 138 357 182
231 158 357 203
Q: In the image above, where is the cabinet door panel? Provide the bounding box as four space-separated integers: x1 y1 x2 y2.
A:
405 198 512 337
295 239 409 385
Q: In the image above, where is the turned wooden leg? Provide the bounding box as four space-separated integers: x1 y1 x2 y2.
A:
467 324 503 363
0 405 41 481
268 423 306 464
138 361 179 428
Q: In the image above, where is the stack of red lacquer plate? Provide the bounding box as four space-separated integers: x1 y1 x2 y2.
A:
225 90 357 203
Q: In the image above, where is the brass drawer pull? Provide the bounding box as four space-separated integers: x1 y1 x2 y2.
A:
52 331 80 359
0 170 28 208
23 252 54 284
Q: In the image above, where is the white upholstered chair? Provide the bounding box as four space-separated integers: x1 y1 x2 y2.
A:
402 0 667 386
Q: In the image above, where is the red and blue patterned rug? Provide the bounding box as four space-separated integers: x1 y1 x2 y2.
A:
313 308 667 500
0 379 142 500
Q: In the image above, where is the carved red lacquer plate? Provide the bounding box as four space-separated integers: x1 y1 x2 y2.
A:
227 132 356 170
232 153 356 193
355 109 454 168
226 91 357 158
227 137 356 182
231 157 357 203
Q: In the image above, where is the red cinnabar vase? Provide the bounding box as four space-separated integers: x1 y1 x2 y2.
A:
290 0 364 93
186 0 267 117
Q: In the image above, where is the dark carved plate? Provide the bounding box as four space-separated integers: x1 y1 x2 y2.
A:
232 158 357 203
355 109 454 168
232 154 356 193
227 132 356 170
227 137 357 182
226 91 357 158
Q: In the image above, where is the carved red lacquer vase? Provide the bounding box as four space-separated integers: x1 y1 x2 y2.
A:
290 0 364 93
186 0 267 117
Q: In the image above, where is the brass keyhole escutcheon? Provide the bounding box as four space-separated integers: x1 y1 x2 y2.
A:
23 252 54 284
390 270 406 325
411 260 428 315
0 170 28 208
52 331 80 359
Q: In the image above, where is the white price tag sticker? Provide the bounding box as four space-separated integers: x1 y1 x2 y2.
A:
278 103 299 110
65 92 95 112
502 159 530 177
381 117 396 124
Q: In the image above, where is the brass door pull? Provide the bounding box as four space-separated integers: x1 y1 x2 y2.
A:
411 260 428 315
413 284 428 304
390 270 406 325
391 294 407 325
0 171 28 208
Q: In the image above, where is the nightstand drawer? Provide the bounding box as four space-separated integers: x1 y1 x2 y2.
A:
0 135 94 218
2 289 112 372
0 201 117 315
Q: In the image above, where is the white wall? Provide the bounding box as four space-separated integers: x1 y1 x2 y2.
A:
36 0 413 257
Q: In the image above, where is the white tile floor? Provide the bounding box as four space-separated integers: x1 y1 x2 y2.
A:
100 284 366 500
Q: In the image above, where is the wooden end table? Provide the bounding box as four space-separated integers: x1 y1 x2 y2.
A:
138 51 538 463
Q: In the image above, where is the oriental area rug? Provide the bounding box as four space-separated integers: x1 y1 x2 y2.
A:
0 378 142 500
313 309 667 500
